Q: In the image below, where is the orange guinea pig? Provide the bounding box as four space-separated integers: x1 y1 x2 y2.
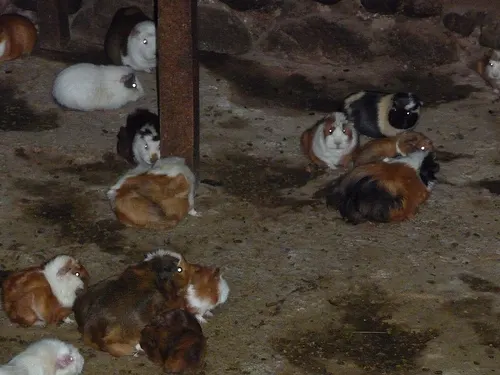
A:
164 250 230 324
0 14 37 62
140 309 206 373
1 254 89 327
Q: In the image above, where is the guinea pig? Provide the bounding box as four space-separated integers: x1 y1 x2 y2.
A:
300 111 359 171
350 131 434 167
139 309 206 373
477 49 500 93
1 254 89 327
104 6 156 73
52 63 144 111
72 249 183 357
0 14 37 62
106 156 200 230
160 250 230 324
0 338 84 375
343 90 423 138
322 150 439 224
116 108 160 167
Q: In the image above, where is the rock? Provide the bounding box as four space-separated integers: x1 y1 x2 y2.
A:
442 12 477 37
385 21 459 66
480 16 500 49
261 16 372 63
361 0 401 14
13 0 83 14
198 5 252 55
93 0 154 20
402 0 443 18
218 0 281 11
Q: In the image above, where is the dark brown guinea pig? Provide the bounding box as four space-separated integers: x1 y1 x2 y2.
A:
140 309 206 373
72 249 183 357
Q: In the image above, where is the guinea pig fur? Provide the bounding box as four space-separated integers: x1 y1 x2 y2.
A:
104 6 156 73
159 249 230 324
72 249 183 357
139 309 206 373
343 90 423 138
117 108 160 167
478 50 500 93
351 131 434 167
52 63 144 111
0 14 37 62
0 338 84 375
106 157 200 230
300 111 359 170
324 150 439 224
1 254 89 327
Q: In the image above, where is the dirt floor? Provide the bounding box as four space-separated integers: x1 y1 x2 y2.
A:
1 31 500 375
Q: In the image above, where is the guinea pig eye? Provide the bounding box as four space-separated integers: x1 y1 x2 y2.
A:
177 267 183 273
132 82 137 88
144 144 149 149
143 39 148 45
75 272 80 277
420 146 426 150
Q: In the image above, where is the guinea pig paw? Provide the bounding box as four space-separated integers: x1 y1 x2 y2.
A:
133 344 144 357
196 314 208 324
204 311 214 318
188 208 202 217
62 316 75 324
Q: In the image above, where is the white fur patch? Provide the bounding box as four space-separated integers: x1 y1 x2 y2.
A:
144 248 182 263
42 255 85 308
0 40 6 59
4 338 84 375
383 150 429 171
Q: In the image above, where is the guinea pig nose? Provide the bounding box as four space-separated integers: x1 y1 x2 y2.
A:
151 153 159 163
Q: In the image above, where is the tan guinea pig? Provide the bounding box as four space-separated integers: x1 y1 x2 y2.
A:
0 14 37 62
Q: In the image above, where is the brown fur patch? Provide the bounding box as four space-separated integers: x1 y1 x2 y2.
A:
0 14 37 62
113 173 190 229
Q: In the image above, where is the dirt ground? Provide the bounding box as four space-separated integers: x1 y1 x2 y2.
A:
1 32 500 375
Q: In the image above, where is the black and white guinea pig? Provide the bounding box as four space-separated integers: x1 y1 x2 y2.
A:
52 63 144 111
104 6 156 73
117 108 160 167
343 90 423 139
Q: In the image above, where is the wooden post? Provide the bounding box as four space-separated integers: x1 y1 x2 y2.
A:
157 0 200 173
37 0 70 50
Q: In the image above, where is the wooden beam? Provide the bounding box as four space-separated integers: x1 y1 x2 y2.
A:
37 0 70 50
157 0 200 173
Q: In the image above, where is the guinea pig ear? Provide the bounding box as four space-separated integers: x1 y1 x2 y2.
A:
56 260 73 278
56 354 74 370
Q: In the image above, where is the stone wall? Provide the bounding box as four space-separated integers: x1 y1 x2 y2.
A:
66 0 499 61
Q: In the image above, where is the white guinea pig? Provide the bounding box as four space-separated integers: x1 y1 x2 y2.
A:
52 63 145 111
0 338 84 375
122 20 156 73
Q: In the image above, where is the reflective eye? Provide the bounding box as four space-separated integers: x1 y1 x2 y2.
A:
69 356 74 362
75 272 80 277
132 82 137 88
143 39 148 45
420 146 425 150
144 144 149 149
177 267 183 273
489 62 494 66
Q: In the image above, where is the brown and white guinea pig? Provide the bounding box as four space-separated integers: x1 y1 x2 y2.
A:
139 309 206 373
343 90 423 138
0 338 84 375
300 111 359 171
104 6 156 73
0 14 37 62
116 108 160 167
476 49 500 93
322 150 439 224
106 156 200 230
52 63 144 111
350 131 434 167
1 255 89 327
72 249 183 357
160 249 230 324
